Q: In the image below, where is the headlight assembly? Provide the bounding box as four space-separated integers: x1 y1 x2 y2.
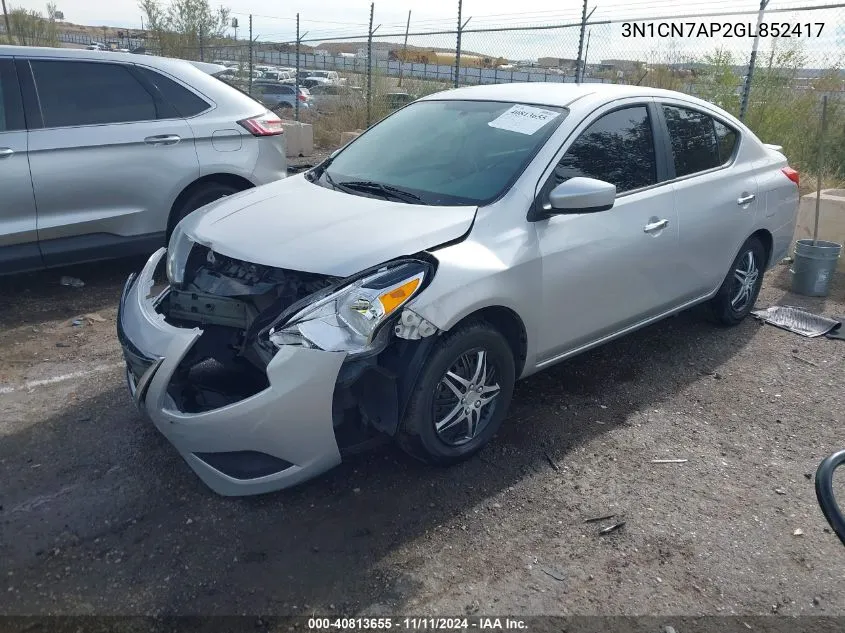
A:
268 260 432 357
165 202 224 286
165 221 195 286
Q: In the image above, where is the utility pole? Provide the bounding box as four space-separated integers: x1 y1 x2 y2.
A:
1 0 13 45
248 14 253 95
398 9 411 88
739 0 770 122
367 2 374 126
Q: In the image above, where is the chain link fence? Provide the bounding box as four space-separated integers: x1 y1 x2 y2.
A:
7 1 842 181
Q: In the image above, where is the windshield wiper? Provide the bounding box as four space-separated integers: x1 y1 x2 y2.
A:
336 180 425 205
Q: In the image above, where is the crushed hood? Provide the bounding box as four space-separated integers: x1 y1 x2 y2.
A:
187 175 477 276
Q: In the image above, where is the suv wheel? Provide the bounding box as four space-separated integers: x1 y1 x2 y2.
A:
169 182 240 237
398 322 515 465
708 236 766 326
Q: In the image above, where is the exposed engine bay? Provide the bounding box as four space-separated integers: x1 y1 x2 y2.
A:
154 246 438 452
155 246 338 408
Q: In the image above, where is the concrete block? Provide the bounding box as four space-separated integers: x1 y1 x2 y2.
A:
793 189 845 270
340 129 364 146
279 120 314 157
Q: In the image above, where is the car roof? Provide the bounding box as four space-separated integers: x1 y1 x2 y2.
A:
421 81 710 108
0 44 216 74
418 81 748 130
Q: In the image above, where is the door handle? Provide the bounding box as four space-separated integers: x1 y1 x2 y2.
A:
737 193 756 205
643 219 669 233
0 148 14 158
144 134 181 146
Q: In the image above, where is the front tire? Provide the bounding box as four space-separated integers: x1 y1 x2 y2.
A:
398 322 516 465
708 236 766 326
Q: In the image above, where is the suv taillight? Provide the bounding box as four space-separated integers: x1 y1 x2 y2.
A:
298 92 307 102
238 111 284 137
781 166 799 186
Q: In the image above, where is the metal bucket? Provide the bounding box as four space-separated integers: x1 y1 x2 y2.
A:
791 239 842 297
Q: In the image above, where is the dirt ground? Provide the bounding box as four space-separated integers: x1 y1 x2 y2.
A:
1 257 844 618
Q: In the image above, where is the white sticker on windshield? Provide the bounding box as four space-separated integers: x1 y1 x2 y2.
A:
487 104 561 135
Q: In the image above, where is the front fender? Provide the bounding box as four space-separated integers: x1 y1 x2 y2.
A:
408 239 541 378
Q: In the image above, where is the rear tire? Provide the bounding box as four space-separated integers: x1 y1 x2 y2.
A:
168 182 241 239
397 322 515 465
708 236 766 326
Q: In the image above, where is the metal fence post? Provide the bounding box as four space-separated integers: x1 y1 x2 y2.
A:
295 13 301 122
813 95 829 245
367 2 374 127
398 10 411 88
454 0 463 88
248 14 253 96
739 0 770 122
199 25 204 62
576 0 588 82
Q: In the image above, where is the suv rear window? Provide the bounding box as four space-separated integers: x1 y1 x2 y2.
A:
30 60 158 127
136 67 210 117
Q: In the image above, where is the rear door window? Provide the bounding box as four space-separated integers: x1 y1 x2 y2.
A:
662 105 721 177
30 60 157 127
0 59 25 132
135 66 210 118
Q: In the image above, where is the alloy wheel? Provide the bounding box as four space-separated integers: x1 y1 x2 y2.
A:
731 250 758 312
432 349 502 447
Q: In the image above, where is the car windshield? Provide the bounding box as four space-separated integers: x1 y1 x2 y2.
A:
321 100 566 206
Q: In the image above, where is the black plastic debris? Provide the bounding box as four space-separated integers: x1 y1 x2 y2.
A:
827 316 845 341
751 305 842 338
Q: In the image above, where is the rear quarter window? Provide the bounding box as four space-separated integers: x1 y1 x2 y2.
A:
714 120 739 164
136 66 211 117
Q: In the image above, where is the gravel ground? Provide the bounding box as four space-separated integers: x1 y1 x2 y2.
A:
0 258 843 617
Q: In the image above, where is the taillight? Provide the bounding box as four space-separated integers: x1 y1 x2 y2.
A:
238 112 284 136
298 92 307 102
782 166 799 186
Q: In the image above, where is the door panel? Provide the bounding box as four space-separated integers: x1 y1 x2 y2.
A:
671 167 757 297
660 103 757 297
534 102 684 362
23 58 199 264
0 58 41 271
536 187 679 362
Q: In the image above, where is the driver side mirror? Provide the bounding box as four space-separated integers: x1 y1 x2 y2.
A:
816 449 845 546
529 177 616 222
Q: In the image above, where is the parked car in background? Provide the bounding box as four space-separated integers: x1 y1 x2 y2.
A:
308 84 364 113
260 69 293 82
252 80 311 110
306 69 344 85
0 45 287 274
383 91 416 110
117 82 799 495
302 77 334 89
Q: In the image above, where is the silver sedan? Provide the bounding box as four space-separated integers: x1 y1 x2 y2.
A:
117 83 799 495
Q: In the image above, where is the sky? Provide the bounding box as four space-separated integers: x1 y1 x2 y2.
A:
7 0 844 65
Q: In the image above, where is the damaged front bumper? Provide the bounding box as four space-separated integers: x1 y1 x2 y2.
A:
117 248 347 496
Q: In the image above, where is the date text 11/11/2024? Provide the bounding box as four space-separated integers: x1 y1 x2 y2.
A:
307 618 528 631
622 21 825 38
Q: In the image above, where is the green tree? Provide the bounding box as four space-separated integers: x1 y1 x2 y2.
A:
140 0 230 60
6 3 58 46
